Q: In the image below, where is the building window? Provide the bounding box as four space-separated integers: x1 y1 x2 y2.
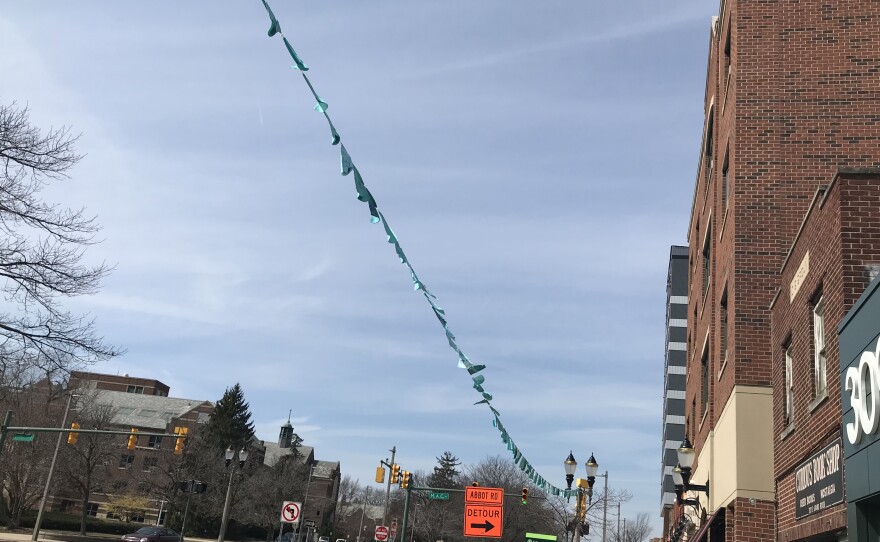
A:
724 24 732 83
143 457 159 472
130 512 145 523
119 454 134 469
813 296 827 397
147 435 163 449
720 288 729 364
127 385 144 394
721 147 730 212
704 111 715 191
784 343 794 427
690 399 696 440
86 503 99 517
702 228 712 299
701 346 709 416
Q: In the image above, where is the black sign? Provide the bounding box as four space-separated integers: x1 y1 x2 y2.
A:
795 439 844 519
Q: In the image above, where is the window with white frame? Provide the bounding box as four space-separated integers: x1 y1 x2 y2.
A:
784 343 794 427
813 296 826 397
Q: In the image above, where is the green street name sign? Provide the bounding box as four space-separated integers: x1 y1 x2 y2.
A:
428 492 449 500
12 433 35 442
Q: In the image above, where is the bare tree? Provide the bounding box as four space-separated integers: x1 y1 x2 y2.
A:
0 386 64 528
608 513 651 542
57 393 123 534
0 101 121 385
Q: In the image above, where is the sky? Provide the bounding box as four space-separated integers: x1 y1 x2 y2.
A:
1 1 717 536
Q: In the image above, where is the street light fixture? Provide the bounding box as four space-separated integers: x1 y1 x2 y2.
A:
218 446 249 542
564 452 601 542
674 438 709 509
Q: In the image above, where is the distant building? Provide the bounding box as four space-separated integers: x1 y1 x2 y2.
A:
264 420 342 534
52 372 213 524
660 246 688 534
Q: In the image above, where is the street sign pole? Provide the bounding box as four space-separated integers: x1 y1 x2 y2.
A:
0 410 13 456
33 392 75 541
399 483 412 542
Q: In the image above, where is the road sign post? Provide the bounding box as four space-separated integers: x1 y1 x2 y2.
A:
281 502 302 524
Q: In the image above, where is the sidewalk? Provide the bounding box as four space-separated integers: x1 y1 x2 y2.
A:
0 532 216 542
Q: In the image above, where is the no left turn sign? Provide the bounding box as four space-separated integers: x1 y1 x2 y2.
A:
281 501 302 523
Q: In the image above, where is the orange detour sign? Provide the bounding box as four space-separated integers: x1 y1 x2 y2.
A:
463 486 504 538
464 486 504 505
463 504 503 538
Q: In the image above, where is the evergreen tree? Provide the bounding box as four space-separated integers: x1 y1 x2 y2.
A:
204 383 256 450
428 451 461 489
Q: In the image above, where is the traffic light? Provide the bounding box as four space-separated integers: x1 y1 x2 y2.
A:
375 466 386 483
173 426 188 455
401 471 412 489
521 487 529 505
67 422 80 445
391 464 401 484
127 428 139 450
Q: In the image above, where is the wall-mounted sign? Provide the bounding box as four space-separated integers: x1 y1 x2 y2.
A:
845 340 880 444
794 439 843 519
790 251 810 302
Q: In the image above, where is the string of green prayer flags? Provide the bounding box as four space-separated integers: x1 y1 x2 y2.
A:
257 0 578 500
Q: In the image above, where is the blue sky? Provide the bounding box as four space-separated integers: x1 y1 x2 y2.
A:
1 1 716 535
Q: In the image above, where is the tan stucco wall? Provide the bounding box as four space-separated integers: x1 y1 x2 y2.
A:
692 385 775 513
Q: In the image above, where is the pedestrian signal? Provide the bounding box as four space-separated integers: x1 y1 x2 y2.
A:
127 428 139 449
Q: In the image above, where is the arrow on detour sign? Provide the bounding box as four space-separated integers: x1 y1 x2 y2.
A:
463 504 503 538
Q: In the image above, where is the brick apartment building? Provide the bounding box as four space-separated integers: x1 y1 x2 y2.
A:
679 1 880 541
770 170 880 542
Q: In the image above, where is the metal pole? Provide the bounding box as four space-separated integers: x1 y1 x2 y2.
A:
573 490 582 542
399 485 411 542
622 519 626 542
601 472 608 542
382 446 396 526
33 393 74 541
616 502 620 542
0 410 13 455
301 463 315 542
157 499 166 526
218 462 237 542
357 489 369 542
180 490 193 542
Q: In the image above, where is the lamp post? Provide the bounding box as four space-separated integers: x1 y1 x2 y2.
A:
563 452 599 542
218 446 249 542
672 438 709 511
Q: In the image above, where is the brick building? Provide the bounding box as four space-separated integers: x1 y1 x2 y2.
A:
769 170 880 542
680 1 880 541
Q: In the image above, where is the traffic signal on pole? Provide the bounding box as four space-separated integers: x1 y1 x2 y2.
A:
401 471 411 489
67 422 80 445
375 466 386 483
127 428 139 450
521 487 529 505
173 426 188 455
391 464 401 484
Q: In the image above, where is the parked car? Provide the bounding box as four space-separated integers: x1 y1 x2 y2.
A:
121 527 180 542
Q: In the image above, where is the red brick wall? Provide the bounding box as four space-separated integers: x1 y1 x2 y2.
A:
771 172 880 540
685 1 880 540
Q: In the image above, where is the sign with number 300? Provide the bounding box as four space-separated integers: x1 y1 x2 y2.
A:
845 341 880 444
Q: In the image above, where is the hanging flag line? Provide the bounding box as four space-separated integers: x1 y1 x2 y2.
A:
257 0 578 499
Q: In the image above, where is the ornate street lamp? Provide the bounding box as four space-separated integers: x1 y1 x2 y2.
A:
675 438 709 508
564 452 577 490
218 447 249 542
